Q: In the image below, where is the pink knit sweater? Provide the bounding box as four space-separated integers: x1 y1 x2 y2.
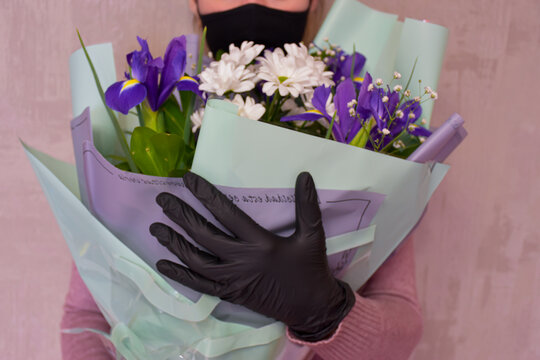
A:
61 236 422 360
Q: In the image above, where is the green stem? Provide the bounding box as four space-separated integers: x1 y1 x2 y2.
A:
135 105 144 127
380 129 408 153
76 30 139 173
265 93 280 122
325 112 336 139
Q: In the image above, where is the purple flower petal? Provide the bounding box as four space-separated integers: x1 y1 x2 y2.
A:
334 79 357 141
176 75 205 100
158 36 187 108
105 80 147 115
281 110 326 122
311 85 332 118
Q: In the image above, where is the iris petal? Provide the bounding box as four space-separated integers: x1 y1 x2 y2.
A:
281 111 325 122
105 80 147 115
176 76 205 99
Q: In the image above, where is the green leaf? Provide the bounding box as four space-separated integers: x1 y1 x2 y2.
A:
115 162 131 171
130 127 184 176
161 96 185 137
168 168 188 178
385 133 421 159
350 118 375 148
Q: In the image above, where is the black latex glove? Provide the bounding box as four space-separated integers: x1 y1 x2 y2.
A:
150 172 355 342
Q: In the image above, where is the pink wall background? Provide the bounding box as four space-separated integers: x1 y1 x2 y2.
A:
1 0 539 359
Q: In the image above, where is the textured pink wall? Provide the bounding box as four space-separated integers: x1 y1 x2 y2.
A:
2 0 539 359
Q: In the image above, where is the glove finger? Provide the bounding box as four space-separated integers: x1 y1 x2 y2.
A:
156 192 239 256
150 223 223 279
156 260 222 297
294 172 324 237
183 172 264 241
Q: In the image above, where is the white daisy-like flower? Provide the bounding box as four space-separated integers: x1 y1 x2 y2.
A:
393 85 403 92
221 41 265 66
283 43 334 88
257 48 313 97
190 108 205 133
229 94 266 120
199 61 257 96
382 128 390 135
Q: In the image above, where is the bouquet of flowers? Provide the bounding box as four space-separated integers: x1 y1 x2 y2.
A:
24 0 466 359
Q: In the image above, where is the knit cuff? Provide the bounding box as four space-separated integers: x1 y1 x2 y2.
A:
287 293 382 360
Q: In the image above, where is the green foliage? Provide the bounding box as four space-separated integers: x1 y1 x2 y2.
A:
130 127 185 177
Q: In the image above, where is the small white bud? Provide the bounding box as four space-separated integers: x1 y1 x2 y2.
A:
349 108 356 116
404 89 411 97
309 43 315 48
421 118 427 125
382 128 390 135
424 86 433 94
393 71 402 79
419 136 426 143
188 53 193 58
191 63 196 70
323 37 329 42
317 51 322 56
208 51 213 58
393 140 405 148
408 124 417 131
430 91 438 100
340 56 346 61
396 110 404 118
340 76 346 81
414 96 421 102
393 85 403 92
408 112 416 120
382 96 389 103
375 78 383 86
368 84 375 92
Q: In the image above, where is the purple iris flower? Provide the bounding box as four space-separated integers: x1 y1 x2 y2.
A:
105 36 202 115
333 79 362 143
281 85 334 122
326 50 366 84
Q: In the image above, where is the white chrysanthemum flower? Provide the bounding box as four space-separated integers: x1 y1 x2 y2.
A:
284 43 334 88
257 48 312 97
190 108 205 133
257 44 334 97
281 98 305 116
229 94 266 120
199 61 257 96
221 41 265 66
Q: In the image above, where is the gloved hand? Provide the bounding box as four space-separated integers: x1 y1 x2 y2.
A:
150 171 356 342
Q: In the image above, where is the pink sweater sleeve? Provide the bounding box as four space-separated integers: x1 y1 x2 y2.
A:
287 236 423 360
60 262 115 360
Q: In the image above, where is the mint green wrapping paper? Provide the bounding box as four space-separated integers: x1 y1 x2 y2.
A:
192 100 448 290
314 0 448 126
